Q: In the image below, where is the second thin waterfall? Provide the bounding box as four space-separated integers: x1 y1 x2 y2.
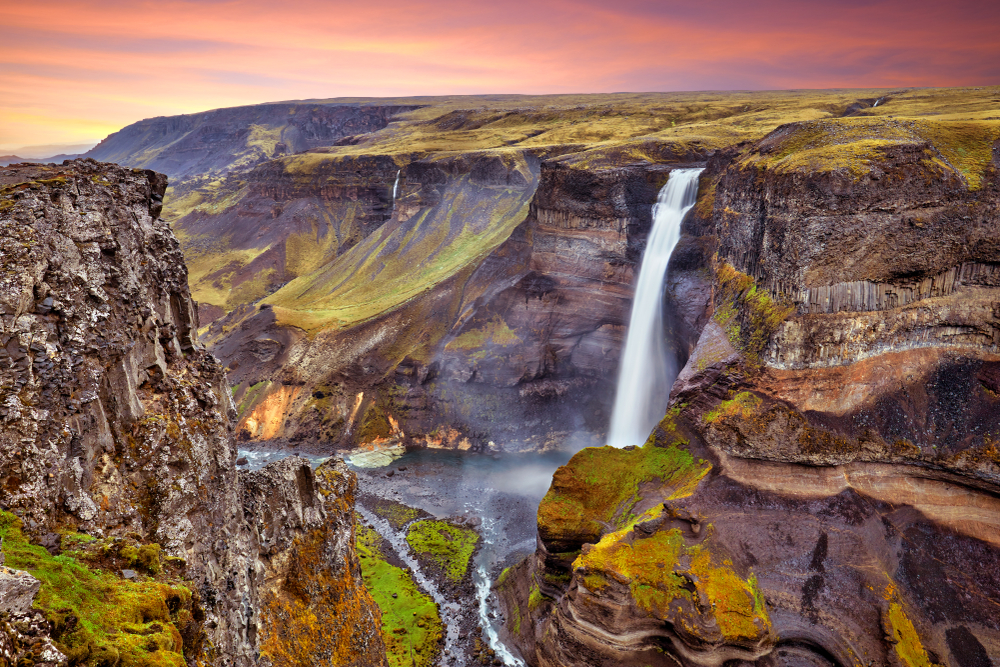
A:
607 168 704 449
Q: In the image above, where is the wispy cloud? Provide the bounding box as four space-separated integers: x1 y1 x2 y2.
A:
1 0 997 148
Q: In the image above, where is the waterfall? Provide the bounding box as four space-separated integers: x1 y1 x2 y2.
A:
391 169 401 215
607 168 704 449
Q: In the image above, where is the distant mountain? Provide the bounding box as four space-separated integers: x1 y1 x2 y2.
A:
0 153 84 167
81 101 421 179
0 142 96 158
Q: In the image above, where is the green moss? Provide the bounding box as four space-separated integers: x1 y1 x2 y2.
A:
537 436 711 544
573 510 771 644
703 392 762 424
356 522 442 667
445 315 522 352
527 582 551 611
405 520 479 583
0 511 191 667
713 262 794 363
686 544 770 641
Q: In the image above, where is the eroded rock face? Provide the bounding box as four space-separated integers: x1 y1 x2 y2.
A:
501 124 1000 665
213 155 690 451
0 160 383 666
243 457 386 667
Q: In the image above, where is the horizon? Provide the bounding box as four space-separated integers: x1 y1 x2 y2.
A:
0 83 989 155
2 0 998 150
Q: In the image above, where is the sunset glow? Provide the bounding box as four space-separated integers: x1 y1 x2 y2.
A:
1 0 998 150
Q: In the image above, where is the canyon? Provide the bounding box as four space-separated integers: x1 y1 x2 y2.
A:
1 85 999 667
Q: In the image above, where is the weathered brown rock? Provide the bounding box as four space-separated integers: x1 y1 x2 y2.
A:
502 123 1000 666
210 155 702 452
0 160 383 666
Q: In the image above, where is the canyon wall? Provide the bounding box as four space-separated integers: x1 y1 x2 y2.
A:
0 160 383 666
200 149 703 451
501 119 1000 666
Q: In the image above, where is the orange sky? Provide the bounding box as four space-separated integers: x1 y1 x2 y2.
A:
2 0 998 151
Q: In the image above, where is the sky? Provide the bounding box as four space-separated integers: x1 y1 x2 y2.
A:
1 0 998 152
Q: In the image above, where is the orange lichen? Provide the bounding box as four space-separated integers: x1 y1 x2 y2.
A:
258 528 385 666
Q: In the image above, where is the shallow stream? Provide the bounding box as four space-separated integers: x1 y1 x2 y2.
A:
352 448 583 666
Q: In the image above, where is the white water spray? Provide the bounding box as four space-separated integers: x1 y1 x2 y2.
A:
607 168 704 449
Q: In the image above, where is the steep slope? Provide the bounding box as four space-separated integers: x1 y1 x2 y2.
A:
0 160 384 666
85 102 419 180
499 117 1000 665
211 151 689 450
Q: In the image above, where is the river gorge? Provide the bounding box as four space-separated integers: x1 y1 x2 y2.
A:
2 87 1000 667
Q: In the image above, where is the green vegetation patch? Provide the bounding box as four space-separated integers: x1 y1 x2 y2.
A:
356 522 442 667
0 511 194 667
573 508 771 643
445 315 522 353
713 262 794 363
235 380 271 418
367 498 427 531
537 436 711 546
405 520 479 583
703 391 763 424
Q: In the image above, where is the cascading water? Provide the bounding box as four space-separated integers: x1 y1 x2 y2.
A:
391 169 401 215
607 168 704 449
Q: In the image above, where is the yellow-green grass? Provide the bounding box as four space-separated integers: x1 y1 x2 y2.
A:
738 116 1000 189
405 520 479 583
0 511 191 667
264 174 535 333
356 522 443 667
301 87 1000 161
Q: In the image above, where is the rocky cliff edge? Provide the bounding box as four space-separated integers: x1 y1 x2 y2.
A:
0 159 385 667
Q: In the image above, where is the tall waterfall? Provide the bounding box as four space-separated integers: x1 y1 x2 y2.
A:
607 168 704 449
390 169 401 215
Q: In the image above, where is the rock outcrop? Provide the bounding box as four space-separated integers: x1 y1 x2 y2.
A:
501 118 1000 665
0 160 383 666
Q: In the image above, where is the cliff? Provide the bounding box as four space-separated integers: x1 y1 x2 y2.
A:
500 116 1000 665
0 160 384 666
204 150 697 451
84 103 420 180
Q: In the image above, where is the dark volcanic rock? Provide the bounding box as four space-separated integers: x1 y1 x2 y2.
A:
0 160 384 666
500 122 1000 666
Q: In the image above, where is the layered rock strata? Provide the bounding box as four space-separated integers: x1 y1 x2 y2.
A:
210 152 696 451
0 160 383 666
501 120 1000 665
